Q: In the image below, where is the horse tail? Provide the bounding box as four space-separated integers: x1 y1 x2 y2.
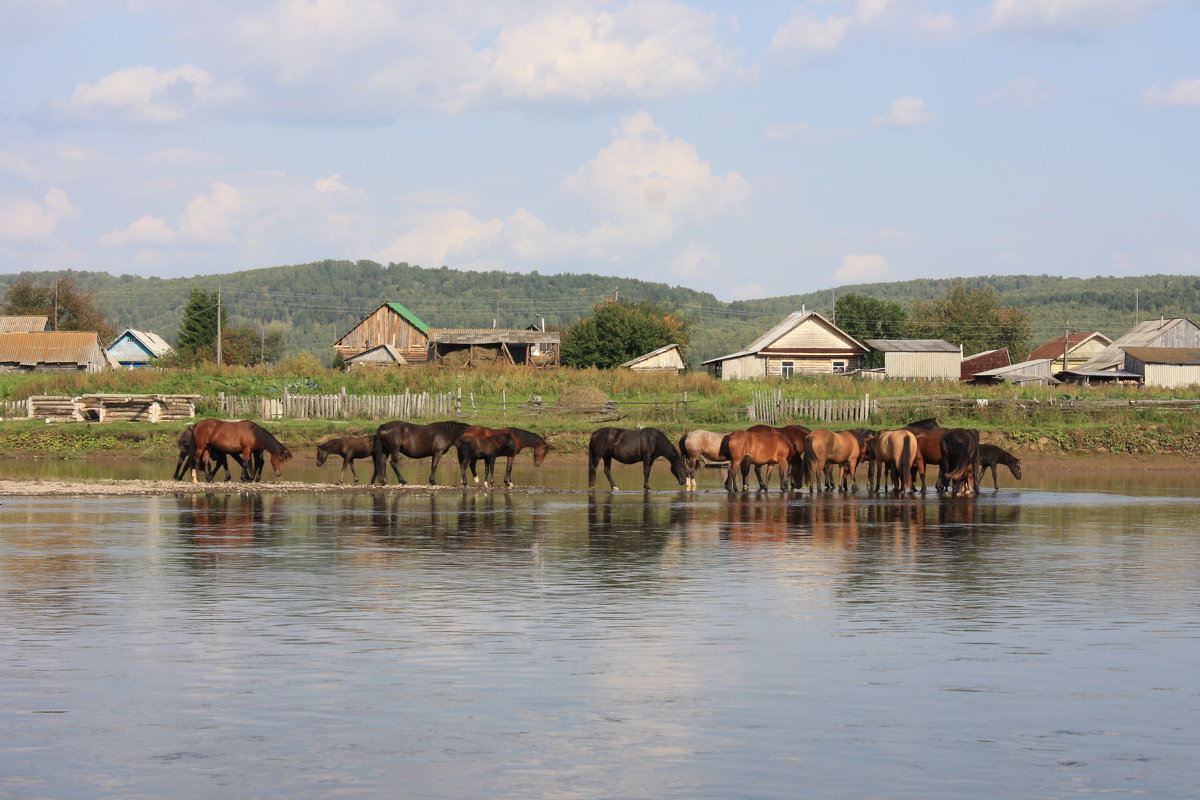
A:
678 433 690 460
899 433 913 491
718 434 731 461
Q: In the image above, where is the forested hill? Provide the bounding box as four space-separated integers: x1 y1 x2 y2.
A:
2 262 1198 367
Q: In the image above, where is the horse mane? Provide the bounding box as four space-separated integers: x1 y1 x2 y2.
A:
250 422 293 460
906 417 940 431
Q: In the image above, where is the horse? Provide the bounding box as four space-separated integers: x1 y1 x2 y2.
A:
678 430 730 490
371 420 469 485
587 427 690 491
189 418 292 483
873 429 924 494
803 429 874 492
175 423 239 482
746 424 811 489
721 429 803 492
978 444 1022 490
316 435 375 484
904 419 947 493
456 426 550 488
939 428 981 496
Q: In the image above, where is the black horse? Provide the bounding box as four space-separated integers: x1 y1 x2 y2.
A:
587 427 690 491
939 428 981 496
371 420 469 485
978 443 1022 489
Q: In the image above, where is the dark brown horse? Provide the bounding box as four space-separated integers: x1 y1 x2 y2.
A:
316 435 375 484
978 444 1021 489
456 426 550 488
588 427 690 491
721 428 803 492
803 429 873 492
371 420 469 485
940 428 981 496
189 418 292 483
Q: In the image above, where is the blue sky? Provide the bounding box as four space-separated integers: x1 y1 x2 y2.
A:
1 0 1197 301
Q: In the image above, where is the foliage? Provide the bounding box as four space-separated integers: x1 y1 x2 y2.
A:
833 293 908 368
906 281 1032 358
175 289 226 355
1 274 114 339
560 300 691 369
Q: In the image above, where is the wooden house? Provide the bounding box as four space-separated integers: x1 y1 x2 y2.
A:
1028 331 1113 372
961 348 1010 382
107 328 172 368
864 339 961 380
429 328 560 367
334 302 431 364
0 315 50 333
702 311 868 380
620 344 686 373
971 358 1058 385
1075 318 1200 372
344 344 407 370
1122 347 1200 388
0 331 115 373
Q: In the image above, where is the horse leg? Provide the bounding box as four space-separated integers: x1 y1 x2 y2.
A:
641 457 654 491
338 456 350 484
503 456 515 489
389 452 406 485
604 456 618 491
346 456 360 484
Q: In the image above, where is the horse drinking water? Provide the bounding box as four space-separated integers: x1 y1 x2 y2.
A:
456 426 550 488
588 427 690 491
316 435 375 484
189 418 292 483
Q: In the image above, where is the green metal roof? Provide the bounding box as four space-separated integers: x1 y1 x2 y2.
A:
386 302 429 335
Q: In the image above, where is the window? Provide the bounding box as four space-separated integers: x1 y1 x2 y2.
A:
832 361 847 373
781 361 795 378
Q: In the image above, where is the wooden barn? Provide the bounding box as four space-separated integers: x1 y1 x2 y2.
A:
429 328 560 367
864 339 961 380
334 302 431 364
961 348 1010 382
1028 331 1113 372
1122 347 1200 388
1075 317 1200 373
107 328 172 368
702 310 868 380
620 344 686 373
0 332 115 373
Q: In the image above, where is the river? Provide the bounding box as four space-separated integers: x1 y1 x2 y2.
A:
1 459 1198 798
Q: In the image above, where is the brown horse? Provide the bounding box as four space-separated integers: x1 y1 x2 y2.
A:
803 429 873 492
189 418 292 483
747 424 811 489
371 420 469 485
588 427 690 491
940 428 981 496
456 426 550 488
721 429 803 492
978 443 1021 490
873 429 924 494
678 430 730 490
903 419 947 493
316 435 374 484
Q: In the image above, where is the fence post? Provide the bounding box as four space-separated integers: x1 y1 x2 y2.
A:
456 387 462 415
682 391 688 414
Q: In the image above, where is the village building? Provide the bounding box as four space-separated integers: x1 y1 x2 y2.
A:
343 344 407 370
0 331 115 373
1027 331 1113 372
864 339 961 380
333 302 431 364
429 328 560 367
619 344 686 373
107 328 172 368
970 358 1058 385
702 311 869 380
0 315 50 333
961 348 1011 382
1072 317 1200 373
1122 347 1200 388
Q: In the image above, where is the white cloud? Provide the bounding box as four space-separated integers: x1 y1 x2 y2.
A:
770 12 854 57
986 0 1168 35
670 243 721 278
983 76 1061 107
0 188 77 240
375 208 505 268
61 65 246 123
1143 78 1200 107
178 182 252 242
833 253 890 283
99 215 177 247
314 174 350 192
873 96 932 127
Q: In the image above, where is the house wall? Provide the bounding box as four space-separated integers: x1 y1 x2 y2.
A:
335 306 429 362
629 349 685 372
109 336 155 366
714 354 766 380
766 355 860 376
883 351 961 379
1131 360 1200 388
772 317 848 350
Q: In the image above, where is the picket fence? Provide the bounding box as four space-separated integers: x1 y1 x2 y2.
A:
749 391 877 425
218 389 462 420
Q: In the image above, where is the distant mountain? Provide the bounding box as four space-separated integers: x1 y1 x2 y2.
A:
2 263 1196 367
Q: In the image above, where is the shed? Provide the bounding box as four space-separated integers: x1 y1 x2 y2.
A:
1122 347 1200 388
0 316 50 333
702 310 868 380
107 328 172 368
864 339 961 380
344 344 407 370
971 358 1058 385
429 329 560 367
1076 318 1200 372
334 302 431 364
961 348 1010 382
0 331 114 373
620 343 686 373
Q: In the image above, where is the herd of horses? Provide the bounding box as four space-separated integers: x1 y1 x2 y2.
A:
173 416 1020 496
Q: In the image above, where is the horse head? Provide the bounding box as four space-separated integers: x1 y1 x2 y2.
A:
532 440 550 467
315 444 330 467
1010 459 1022 480
270 447 293 477
670 453 692 486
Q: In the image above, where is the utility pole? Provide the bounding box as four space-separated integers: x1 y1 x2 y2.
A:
216 285 223 367
1062 322 1073 372
53 278 59 331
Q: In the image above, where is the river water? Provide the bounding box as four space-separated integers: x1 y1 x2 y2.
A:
1 459 1198 799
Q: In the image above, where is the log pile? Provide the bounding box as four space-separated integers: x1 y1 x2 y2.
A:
23 394 199 423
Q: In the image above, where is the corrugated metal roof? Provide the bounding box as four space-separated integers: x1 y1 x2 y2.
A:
346 344 406 364
0 316 49 333
385 302 429 335
0 332 106 366
431 329 560 344
1122 347 1200 365
972 358 1053 377
1077 318 1200 370
1059 369 1142 379
865 338 958 352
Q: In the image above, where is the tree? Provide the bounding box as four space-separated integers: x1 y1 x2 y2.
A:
907 280 1032 358
176 289 226 355
561 300 691 369
2 274 114 339
834 293 908 368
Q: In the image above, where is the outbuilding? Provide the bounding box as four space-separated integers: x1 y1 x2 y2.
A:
0 331 115 373
620 344 686 373
971 358 1058 385
1122 347 1200 388
864 339 961 380
334 302 431 364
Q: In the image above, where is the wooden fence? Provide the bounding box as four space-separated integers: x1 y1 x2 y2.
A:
749 391 877 425
217 389 462 420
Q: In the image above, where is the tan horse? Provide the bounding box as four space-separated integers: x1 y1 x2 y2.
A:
803 429 873 492
722 429 802 492
873 429 924 494
678 430 730 490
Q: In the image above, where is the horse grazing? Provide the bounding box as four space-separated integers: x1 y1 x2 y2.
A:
873 429 924 494
978 444 1021 490
903 419 947 493
803 429 874 492
316 435 375 484
939 428 981 496
721 429 802 492
456 426 550 488
678 430 730 490
175 423 237 481
189 418 292 484
588 427 690 491
371 420 469 485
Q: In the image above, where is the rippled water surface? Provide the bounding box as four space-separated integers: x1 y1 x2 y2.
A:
2 465 1199 799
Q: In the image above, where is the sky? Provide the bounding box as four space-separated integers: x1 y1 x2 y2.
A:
0 0 1197 302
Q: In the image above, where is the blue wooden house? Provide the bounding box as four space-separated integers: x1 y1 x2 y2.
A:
107 328 172 368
